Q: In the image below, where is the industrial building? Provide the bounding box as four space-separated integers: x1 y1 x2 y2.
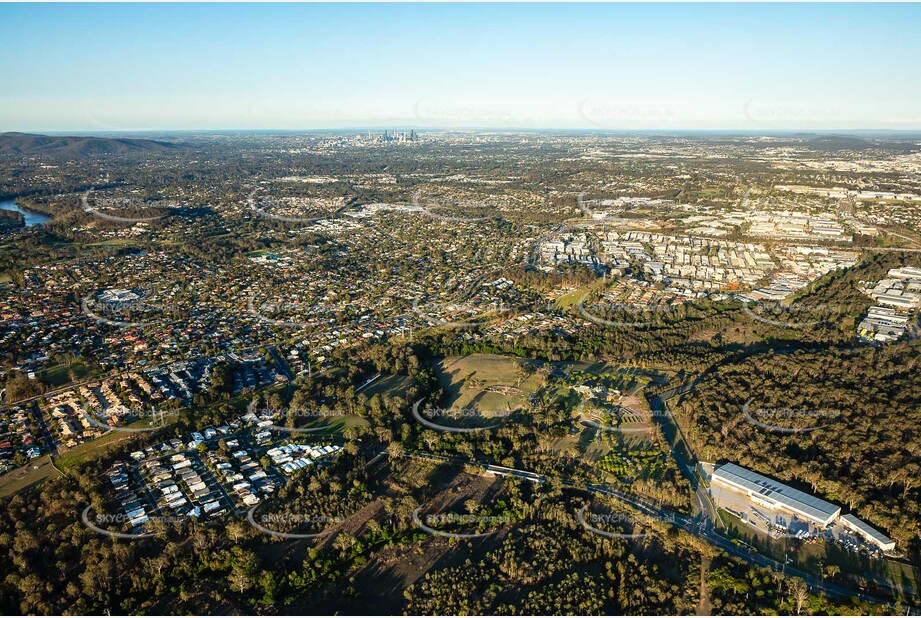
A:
710 462 898 553
711 462 841 527
840 514 896 552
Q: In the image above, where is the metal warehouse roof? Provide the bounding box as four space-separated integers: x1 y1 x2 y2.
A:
713 462 840 523
840 514 895 548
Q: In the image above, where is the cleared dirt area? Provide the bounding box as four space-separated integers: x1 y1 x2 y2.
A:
349 469 508 607
281 461 511 615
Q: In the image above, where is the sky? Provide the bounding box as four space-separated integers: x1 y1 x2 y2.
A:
1 2 920 133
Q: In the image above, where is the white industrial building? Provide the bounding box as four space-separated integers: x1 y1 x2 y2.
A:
711 462 841 527
840 514 896 552
888 266 921 280
711 463 897 553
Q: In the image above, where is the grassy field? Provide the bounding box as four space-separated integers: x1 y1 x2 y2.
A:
435 354 545 412
549 361 661 419
555 276 609 309
554 360 670 386
547 361 668 464
84 239 138 248
37 360 101 388
0 455 62 497
291 414 370 436
53 417 167 470
362 373 414 399
225 382 289 412
54 433 137 470
550 429 611 463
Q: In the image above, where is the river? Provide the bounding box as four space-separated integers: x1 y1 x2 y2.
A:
0 199 52 227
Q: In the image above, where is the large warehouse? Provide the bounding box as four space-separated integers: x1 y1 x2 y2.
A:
710 462 898 553
711 462 841 527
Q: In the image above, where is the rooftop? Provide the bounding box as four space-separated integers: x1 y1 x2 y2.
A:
713 462 841 524
840 514 895 548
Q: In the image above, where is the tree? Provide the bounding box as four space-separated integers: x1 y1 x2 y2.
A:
515 360 535 388
421 429 439 451
787 578 808 615
228 567 252 595
226 548 259 594
386 441 405 459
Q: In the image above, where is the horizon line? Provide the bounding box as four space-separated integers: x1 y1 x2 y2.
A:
6 127 921 136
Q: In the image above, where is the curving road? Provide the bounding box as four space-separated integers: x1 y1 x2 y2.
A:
401 448 918 611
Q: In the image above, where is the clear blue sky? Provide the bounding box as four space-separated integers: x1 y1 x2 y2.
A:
1 3 919 132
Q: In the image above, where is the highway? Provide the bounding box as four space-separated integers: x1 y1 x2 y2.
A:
649 383 722 526
589 481 916 610
401 448 918 611
643 382 917 609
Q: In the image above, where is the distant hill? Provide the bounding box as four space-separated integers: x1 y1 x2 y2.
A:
0 132 181 157
803 135 876 150
801 134 918 152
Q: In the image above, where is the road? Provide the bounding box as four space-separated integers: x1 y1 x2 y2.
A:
355 372 382 394
267 345 294 383
589 471 910 607
0 371 110 411
401 448 917 611
863 247 921 254
739 187 752 210
194 455 244 517
649 383 721 526
878 227 921 248
647 388 918 605
28 400 58 457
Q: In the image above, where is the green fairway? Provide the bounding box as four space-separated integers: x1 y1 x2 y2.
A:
435 354 546 412
361 373 414 399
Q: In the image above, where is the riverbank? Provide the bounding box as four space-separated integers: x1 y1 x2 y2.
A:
0 199 53 227
9 196 56 218
0 208 25 229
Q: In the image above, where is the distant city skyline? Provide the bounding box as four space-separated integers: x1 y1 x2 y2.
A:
2 3 920 132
